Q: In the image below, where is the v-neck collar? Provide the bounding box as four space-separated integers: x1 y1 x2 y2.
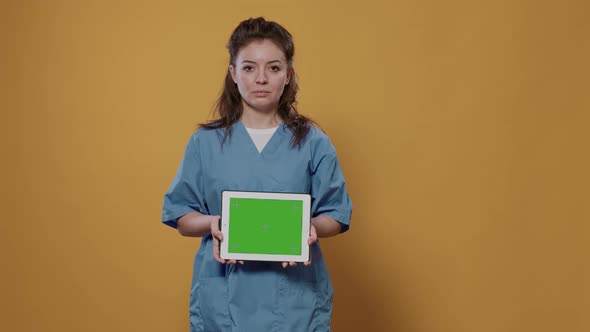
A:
235 119 286 157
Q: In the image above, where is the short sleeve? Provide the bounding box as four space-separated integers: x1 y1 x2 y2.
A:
309 133 353 233
161 133 207 228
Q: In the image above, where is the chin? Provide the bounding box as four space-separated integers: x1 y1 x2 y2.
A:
246 101 278 112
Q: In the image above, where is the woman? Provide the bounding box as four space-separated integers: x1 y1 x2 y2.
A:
162 17 352 331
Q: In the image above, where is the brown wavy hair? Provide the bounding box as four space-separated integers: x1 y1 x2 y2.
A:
200 17 317 148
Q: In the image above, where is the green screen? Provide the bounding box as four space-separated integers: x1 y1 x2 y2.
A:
228 197 303 255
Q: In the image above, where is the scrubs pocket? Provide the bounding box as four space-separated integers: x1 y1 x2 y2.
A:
198 277 232 332
291 264 317 283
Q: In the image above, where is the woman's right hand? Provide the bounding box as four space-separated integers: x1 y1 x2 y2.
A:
210 217 243 265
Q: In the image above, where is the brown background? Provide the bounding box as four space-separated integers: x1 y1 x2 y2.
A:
2 0 589 331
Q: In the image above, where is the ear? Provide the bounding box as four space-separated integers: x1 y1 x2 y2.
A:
229 65 237 83
286 68 292 85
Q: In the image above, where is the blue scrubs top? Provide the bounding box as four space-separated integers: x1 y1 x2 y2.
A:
162 120 352 332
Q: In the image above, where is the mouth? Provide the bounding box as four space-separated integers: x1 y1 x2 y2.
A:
253 91 271 96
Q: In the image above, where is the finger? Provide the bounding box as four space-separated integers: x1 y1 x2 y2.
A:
238 260 244 265
210 216 220 230
214 256 225 264
211 228 223 241
304 250 313 267
308 225 317 245
227 259 237 265
210 216 223 240
212 237 225 264
213 249 225 264
282 262 288 268
308 234 317 245
213 230 223 241
289 261 297 267
213 248 225 264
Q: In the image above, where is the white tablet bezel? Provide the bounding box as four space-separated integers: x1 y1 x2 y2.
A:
220 190 311 262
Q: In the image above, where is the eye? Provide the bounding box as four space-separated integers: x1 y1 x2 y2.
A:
270 66 281 72
242 65 254 72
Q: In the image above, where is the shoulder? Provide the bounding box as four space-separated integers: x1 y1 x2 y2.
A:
190 126 224 144
305 124 331 145
305 124 337 157
181 128 219 155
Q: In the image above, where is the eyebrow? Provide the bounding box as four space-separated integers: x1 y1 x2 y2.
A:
240 60 283 65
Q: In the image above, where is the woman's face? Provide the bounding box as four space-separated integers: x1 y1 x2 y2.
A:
230 39 291 114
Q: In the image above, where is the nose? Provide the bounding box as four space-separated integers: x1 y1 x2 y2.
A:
256 70 268 84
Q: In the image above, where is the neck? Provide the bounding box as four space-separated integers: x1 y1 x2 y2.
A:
241 107 282 129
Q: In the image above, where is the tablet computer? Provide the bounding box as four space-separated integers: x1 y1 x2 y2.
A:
220 190 311 262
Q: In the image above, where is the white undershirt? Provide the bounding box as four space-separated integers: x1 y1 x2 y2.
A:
245 126 279 153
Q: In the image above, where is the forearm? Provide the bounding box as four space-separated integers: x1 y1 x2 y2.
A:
176 211 213 237
311 214 342 238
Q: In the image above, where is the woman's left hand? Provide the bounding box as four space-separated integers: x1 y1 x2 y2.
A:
282 224 317 268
